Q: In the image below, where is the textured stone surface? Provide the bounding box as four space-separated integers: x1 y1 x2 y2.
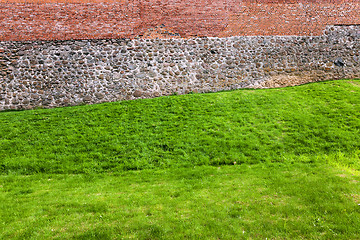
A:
0 25 359 111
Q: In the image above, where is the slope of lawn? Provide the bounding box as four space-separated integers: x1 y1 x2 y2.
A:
1 79 360 239
0 80 360 174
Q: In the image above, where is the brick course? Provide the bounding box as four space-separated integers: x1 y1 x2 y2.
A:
0 0 359 41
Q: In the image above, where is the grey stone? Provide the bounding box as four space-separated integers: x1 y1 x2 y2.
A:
83 96 92 102
135 73 146 78
128 64 137 70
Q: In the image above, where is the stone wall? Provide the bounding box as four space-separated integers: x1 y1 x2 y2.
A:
0 25 359 110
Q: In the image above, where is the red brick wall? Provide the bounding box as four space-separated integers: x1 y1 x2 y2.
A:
0 0 359 41
220 2 360 37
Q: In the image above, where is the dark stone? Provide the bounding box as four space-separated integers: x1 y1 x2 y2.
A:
95 93 105 99
334 58 345 67
42 100 52 106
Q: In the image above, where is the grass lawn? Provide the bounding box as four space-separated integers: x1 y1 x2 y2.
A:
1 80 360 239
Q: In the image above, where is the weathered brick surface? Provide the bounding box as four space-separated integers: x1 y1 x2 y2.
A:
0 0 359 41
220 2 360 37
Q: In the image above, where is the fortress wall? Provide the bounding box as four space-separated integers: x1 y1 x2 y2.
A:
0 1 359 110
0 25 359 110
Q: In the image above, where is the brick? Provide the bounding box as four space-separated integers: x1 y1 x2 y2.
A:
0 0 359 41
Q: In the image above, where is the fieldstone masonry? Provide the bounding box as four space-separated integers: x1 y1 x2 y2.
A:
0 25 359 110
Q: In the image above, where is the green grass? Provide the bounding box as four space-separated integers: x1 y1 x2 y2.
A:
1 164 360 239
1 80 360 174
1 80 360 239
